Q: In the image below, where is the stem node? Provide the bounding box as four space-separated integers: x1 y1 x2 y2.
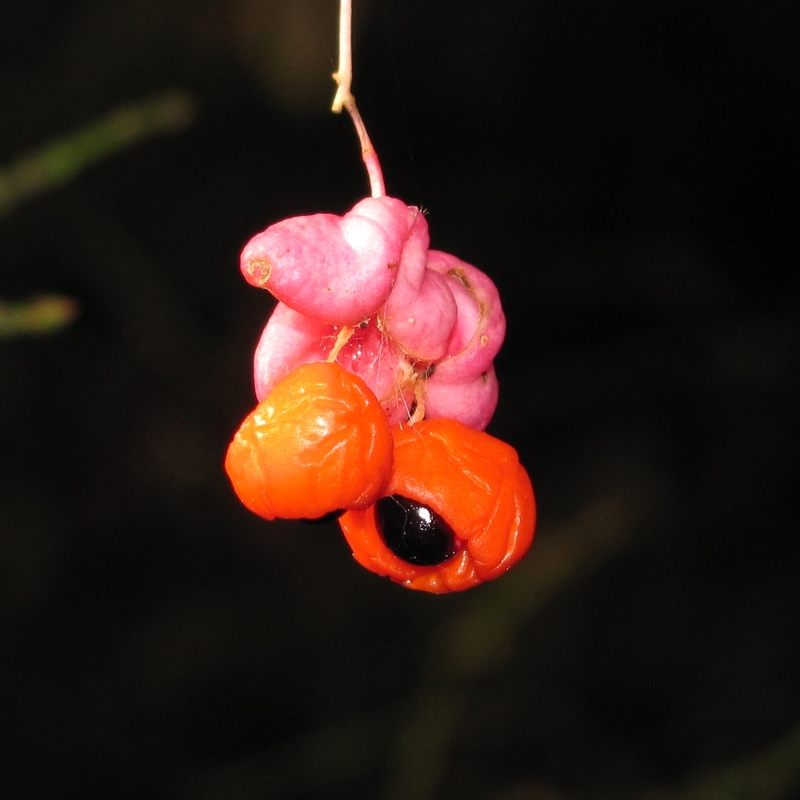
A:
332 0 386 198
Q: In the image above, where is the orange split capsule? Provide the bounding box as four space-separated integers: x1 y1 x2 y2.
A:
338 418 536 593
225 361 393 521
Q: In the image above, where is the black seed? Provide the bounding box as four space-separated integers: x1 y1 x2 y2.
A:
375 495 458 566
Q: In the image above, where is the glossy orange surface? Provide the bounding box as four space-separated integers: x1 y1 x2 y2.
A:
225 362 393 520
339 418 536 593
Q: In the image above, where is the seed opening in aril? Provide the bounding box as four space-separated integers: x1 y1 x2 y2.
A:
375 494 459 566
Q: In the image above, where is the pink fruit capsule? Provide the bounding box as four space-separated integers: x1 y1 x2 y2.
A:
240 196 424 326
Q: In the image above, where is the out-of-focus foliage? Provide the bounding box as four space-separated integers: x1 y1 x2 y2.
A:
0 91 193 336
0 91 194 217
0 294 78 337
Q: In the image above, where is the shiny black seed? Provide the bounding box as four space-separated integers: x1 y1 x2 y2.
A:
375 494 458 566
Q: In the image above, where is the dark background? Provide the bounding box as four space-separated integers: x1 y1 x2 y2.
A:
1 1 798 798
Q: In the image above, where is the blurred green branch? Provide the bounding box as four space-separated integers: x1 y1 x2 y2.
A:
0 90 195 337
0 90 195 217
0 295 80 339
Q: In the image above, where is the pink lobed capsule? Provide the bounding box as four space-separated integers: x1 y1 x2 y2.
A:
243 196 507 430
241 196 420 326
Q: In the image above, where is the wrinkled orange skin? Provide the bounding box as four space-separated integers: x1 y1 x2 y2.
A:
225 362 393 520
339 418 536 593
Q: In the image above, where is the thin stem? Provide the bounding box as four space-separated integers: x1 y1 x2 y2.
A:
330 0 352 115
331 0 386 198
408 374 426 425
326 325 355 363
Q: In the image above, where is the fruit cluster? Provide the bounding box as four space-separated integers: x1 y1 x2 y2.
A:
225 195 536 593
244 197 505 430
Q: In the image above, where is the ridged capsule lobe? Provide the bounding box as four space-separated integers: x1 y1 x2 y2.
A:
240 197 420 326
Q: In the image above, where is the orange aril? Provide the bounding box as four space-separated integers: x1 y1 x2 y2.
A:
338 418 535 593
225 361 393 520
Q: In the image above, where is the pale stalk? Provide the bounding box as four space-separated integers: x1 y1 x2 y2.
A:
326 325 356 362
332 0 386 198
